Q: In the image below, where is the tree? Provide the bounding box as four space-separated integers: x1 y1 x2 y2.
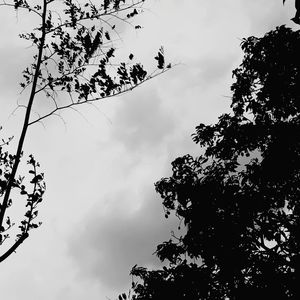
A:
0 0 170 263
124 25 300 299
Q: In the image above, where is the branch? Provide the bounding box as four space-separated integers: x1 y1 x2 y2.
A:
0 233 28 263
0 1 43 17
0 0 48 232
45 0 146 34
28 68 170 126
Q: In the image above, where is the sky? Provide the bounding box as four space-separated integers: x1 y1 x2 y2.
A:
0 0 296 299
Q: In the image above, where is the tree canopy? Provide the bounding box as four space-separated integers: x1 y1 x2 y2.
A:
125 25 300 299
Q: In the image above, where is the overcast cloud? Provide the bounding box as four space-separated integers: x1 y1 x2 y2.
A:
0 1 296 300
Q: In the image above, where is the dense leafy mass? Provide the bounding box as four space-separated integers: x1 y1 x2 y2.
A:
125 25 300 299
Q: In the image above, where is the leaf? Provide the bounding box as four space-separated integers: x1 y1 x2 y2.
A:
30 174 43 184
155 47 165 69
105 31 110 40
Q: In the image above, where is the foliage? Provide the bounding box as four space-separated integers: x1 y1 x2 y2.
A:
124 25 300 299
0 0 169 262
0 131 45 263
12 0 169 125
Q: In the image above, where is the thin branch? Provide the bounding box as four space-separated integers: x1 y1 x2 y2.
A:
28 68 170 126
45 0 146 34
0 1 43 17
0 233 28 263
0 0 48 234
85 101 113 125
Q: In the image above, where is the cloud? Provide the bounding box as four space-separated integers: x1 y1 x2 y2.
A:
68 185 179 290
239 0 290 34
196 54 237 90
111 87 176 153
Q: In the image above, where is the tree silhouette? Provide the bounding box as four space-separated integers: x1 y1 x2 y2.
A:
123 25 300 299
0 0 170 262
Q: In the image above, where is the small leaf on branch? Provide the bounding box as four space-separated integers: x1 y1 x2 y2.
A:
155 47 165 69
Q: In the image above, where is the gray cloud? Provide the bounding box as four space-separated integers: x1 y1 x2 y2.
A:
240 0 289 34
68 185 179 290
197 55 237 90
111 87 176 153
0 47 31 106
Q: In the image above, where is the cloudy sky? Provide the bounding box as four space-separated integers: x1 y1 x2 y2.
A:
0 0 296 299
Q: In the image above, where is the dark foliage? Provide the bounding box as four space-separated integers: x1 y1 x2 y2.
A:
123 25 300 299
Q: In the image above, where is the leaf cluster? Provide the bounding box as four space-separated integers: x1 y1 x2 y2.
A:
9 0 171 126
0 138 44 256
